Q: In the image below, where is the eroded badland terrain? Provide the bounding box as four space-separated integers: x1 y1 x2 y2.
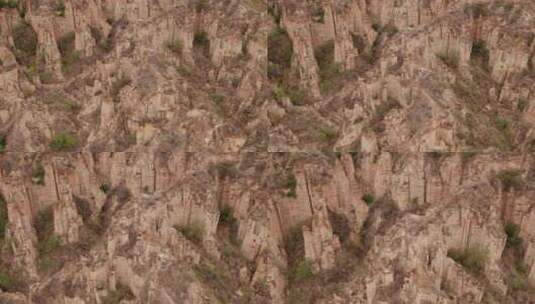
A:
0 0 535 303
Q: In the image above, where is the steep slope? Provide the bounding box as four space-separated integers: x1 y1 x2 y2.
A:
0 0 534 303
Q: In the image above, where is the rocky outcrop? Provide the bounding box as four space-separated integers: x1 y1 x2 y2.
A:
0 0 534 303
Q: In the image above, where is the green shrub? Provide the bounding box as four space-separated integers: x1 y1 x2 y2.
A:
32 164 45 185
61 100 79 111
0 272 15 291
214 162 238 179
314 40 342 93
210 93 225 105
165 39 183 56
361 193 374 206
193 31 210 57
311 6 324 23
219 205 237 227
0 135 5 152
193 262 233 302
0 194 7 239
273 85 306 106
176 64 192 76
285 174 297 198
39 235 62 255
12 21 38 65
61 50 80 71
0 1 18 9
470 39 489 68
436 49 460 68
293 259 314 283
34 207 62 256
195 0 208 13
285 225 305 265
505 222 522 248
382 23 399 37
497 169 523 192
58 32 75 55
50 133 77 151
54 1 65 17
517 98 528 112
100 184 110 194
39 70 55 84
315 126 337 142
495 117 510 131
268 27 293 80
511 273 527 290
57 31 80 72
447 245 488 273
175 220 204 245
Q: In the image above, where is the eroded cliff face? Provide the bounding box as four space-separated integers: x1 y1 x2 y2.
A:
0 0 534 303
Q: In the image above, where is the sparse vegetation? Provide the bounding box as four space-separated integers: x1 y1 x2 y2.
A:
314 41 342 93
361 193 375 206
218 205 238 244
517 98 528 112
165 38 183 56
370 98 402 133
505 222 522 248
292 259 314 283
175 220 204 245
471 39 490 69
273 85 306 106
436 49 460 69
32 163 45 185
0 0 17 9
0 135 5 153
50 133 78 151
176 64 192 77
213 162 238 179
219 205 237 227
464 3 489 18
34 207 62 258
101 283 134 304
54 1 66 17
311 5 324 23
315 126 337 142
57 32 80 71
497 169 523 192
0 271 15 291
193 31 210 57
195 0 208 13
0 194 7 240
90 26 113 53
285 174 297 198
12 21 38 65
268 27 293 81
111 76 132 102
447 245 488 273
193 261 234 302
100 184 110 194
210 93 225 105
